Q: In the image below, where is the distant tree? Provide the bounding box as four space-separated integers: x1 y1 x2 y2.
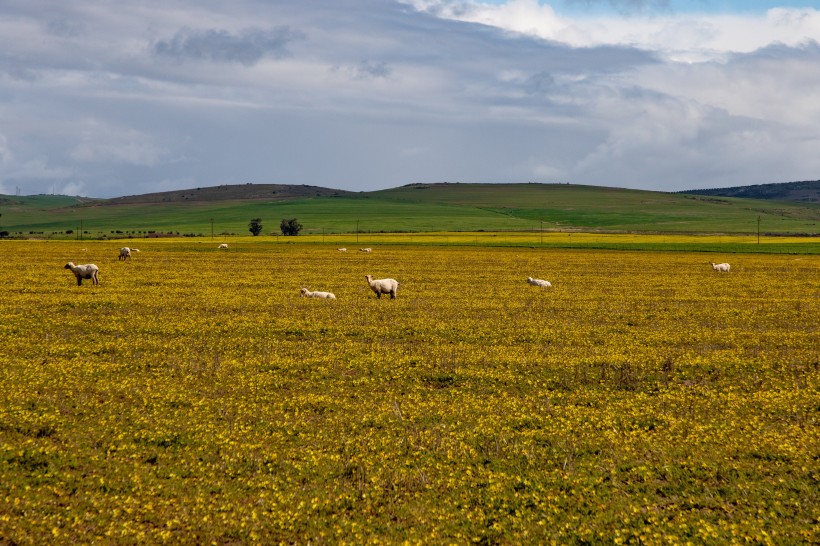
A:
248 218 263 236
0 231 9 238
280 218 303 236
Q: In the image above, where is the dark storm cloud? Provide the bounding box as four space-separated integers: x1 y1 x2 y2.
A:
153 26 305 65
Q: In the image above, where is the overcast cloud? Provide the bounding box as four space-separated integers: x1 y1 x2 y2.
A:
0 0 818 197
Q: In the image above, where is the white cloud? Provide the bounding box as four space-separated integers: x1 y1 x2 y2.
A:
405 1 820 61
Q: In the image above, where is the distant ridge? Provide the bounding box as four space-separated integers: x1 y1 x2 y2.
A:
104 183 353 204
680 180 820 203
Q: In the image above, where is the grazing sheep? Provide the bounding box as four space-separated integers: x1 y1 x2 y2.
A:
118 247 131 260
64 262 99 286
710 262 731 273
365 275 399 299
300 287 337 300
360 248 372 253
218 243 228 249
527 277 552 288
337 248 347 252
131 248 140 253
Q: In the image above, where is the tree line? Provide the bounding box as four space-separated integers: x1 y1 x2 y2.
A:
248 218 302 236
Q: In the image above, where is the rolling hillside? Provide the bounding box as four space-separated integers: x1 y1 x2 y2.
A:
681 180 820 203
1 183 818 237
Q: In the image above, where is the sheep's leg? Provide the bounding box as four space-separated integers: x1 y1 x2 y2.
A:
390 291 396 299
76 276 82 286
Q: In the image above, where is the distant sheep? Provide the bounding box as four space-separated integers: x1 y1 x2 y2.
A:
64 262 99 286
300 288 336 300
337 248 347 252
710 262 730 273
365 275 399 299
118 247 131 260
527 277 552 288
131 248 140 253
360 248 372 253
218 243 228 249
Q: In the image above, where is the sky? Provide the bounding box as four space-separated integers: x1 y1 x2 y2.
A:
1 0 819 198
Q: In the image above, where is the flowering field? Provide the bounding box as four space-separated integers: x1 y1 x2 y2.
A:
1 240 818 544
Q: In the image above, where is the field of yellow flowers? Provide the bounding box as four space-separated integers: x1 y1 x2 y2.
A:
1 240 818 544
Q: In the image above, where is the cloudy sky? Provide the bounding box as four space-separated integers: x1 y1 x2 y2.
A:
1 0 819 198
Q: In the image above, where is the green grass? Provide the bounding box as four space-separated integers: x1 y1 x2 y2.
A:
1 183 818 237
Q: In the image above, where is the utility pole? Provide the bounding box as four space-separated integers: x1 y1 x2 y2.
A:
757 215 761 245
356 220 359 244
210 218 214 241
540 219 543 245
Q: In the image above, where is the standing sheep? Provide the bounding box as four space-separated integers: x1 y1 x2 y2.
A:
710 262 730 273
360 248 372 253
119 247 131 260
300 288 337 300
64 262 99 286
527 277 552 288
365 275 399 299
337 248 347 252
218 243 228 249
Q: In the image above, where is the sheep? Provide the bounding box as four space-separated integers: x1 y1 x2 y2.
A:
300 287 337 300
64 262 99 286
118 247 131 260
131 248 140 253
365 275 399 299
337 248 347 252
218 243 228 249
527 277 552 288
710 262 731 273
360 248 372 253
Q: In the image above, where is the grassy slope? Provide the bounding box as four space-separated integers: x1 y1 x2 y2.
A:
373 183 820 233
1 183 819 236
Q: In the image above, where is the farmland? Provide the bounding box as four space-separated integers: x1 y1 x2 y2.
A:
2 183 819 237
0 239 818 544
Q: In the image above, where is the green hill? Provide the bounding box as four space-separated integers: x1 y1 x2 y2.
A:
681 180 820 203
1 183 818 238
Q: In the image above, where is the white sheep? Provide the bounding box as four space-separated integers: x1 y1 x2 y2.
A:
118 247 131 260
300 287 336 300
710 262 730 273
360 248 372 253
218 243 228 249
527 277 552 288
131 248 140 253
365 275 399 299
337 248 347 252
64 262 99 286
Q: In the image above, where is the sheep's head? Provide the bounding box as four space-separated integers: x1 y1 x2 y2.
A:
64 263 74 269
300 288 309 296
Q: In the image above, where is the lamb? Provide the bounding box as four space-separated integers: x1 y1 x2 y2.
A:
337 248 347 252
64 262 99 286
360 248 372 253
218 243 228 249
710 262 730 273
300 287 336 300
527 277 552 288
365 275 399 299
118 247 131 260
